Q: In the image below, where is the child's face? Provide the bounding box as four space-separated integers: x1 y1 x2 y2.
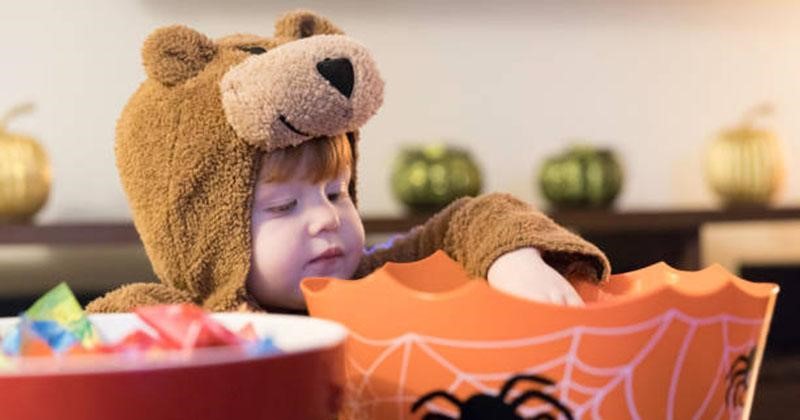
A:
247 162 365 310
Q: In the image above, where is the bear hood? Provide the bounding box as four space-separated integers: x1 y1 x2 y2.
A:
115 10 383 310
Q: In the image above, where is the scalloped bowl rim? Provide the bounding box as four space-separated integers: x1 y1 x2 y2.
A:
304 257 779 313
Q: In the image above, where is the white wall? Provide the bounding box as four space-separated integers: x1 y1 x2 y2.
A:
2 0 799 222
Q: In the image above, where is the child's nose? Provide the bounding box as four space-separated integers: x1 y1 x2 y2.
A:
308 202 341 235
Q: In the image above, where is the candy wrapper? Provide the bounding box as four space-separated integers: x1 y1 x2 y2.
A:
2 283 96 356
0 352 9 370
0 285 281 364
136 304 243 349
135 304 280 356
26 283 100 349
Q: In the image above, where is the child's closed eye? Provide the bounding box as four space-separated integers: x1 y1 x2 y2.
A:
326 182 349 203
327 188 350 203
265 200 297 214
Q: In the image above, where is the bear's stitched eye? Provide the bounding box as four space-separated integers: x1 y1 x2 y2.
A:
238 46 267 55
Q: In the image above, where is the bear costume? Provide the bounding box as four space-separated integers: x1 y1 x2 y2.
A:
87 10 610 313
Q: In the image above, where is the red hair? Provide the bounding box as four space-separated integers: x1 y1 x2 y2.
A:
259 134 352 183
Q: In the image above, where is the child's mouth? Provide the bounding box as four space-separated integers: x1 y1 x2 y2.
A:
309 248 344 265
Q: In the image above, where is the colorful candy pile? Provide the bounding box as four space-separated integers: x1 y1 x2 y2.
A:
0 283 279 368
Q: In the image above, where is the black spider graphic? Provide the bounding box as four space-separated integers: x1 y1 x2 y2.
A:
725 347 755 409
411 374 574 420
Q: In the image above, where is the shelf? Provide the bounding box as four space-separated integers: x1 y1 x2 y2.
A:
0 223 140 245
2 207 800 245
549 207 800 234
2 207 800 273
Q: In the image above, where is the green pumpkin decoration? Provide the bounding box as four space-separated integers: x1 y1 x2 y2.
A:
391 144 483 213
538 145 623 210
705 104 785 207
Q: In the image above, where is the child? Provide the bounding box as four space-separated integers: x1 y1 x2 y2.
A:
86 10 609 314
247 134 604 312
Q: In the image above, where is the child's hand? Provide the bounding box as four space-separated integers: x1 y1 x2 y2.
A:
487 247 584 307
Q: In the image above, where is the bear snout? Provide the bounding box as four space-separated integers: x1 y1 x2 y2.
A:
220 34 384 152
317 58 354 99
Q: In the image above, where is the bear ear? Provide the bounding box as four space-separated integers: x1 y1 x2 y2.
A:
142 25 218 87
274 10 344 39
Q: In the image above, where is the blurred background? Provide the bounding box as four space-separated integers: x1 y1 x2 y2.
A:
2 0 800 219
1 1 799 415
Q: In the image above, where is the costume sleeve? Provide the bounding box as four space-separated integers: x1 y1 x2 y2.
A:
354 196 470 278
355 193 610 282
85 283 196 313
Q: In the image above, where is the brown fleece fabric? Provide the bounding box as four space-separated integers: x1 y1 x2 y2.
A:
355 193 610 281
88 10 609 314
88 10 383 313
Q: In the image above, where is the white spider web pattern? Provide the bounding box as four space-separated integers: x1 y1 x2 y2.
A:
342 309 764 420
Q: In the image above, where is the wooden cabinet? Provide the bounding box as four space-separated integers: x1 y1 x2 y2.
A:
364 208 800 272
1 207 799 301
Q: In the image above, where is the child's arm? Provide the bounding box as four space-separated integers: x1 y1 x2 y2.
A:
355 193 610 299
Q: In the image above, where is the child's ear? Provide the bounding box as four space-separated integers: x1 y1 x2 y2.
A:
274 10 344 39
142 25 217 87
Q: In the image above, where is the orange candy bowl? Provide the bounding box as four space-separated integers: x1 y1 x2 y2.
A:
0 313 347 420
302 251 778 420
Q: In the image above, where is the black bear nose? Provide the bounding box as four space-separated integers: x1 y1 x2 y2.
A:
317 58 354 98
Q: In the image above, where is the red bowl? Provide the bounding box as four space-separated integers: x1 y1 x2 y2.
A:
0 313 347 420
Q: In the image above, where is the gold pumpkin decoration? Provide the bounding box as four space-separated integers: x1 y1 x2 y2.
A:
705 104 785 207
0 103 51 223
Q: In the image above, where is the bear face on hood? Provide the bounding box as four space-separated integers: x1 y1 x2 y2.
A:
112 10 384 311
